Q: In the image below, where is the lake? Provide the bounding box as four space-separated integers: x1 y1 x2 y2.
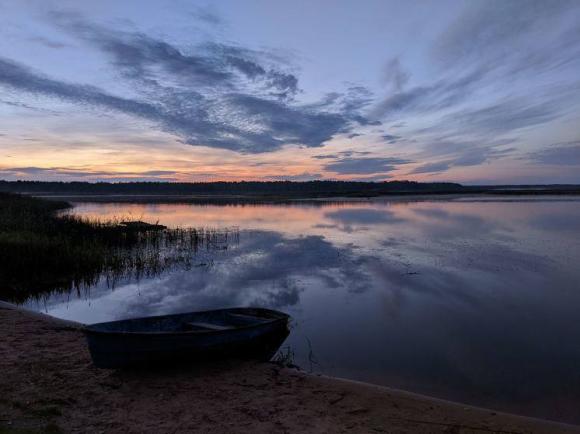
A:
22 195 580 424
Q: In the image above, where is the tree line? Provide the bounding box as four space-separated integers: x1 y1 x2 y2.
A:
0 180 466 196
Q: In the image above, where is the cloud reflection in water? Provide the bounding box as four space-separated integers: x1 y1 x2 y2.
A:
23 198 580 423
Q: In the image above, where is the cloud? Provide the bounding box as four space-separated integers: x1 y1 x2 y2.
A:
0 97 60 114
369 0 580 177
389 89 567 175
313 150 372 160
312 154 339 160
409 160 452 175
382 134 401 144
190 5 224 27
0 166 180 180
0 56 165 118
440 97 563 135
221 93 349 149
383 57 410 92
27 35 68 49
56 14 300 96
52 13 312 102
528 141 580 166
433 0 578 68
409 141 514 174
323 156 410 175
3 3 579 179
0 54 370 153
0 14 379 154
372 67 488 118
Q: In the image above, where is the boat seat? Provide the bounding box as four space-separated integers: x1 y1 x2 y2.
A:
183 322 232 331
228 313 269 323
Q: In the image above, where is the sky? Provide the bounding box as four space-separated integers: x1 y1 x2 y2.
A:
0 0 579 184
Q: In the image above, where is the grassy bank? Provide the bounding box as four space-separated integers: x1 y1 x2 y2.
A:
0 193 235 303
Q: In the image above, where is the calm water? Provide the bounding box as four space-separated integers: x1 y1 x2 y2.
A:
24 196 580 423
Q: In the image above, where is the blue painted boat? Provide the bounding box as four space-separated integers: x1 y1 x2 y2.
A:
84 307 290 368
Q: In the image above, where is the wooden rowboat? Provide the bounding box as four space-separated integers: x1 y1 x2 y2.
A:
84 307 290 368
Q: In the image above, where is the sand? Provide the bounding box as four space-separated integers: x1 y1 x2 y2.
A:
1 302 578 434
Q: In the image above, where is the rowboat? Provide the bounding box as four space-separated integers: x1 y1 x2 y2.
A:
84 307 290 368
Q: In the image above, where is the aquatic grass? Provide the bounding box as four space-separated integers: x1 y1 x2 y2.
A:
0 193 237 303
272 346 297 368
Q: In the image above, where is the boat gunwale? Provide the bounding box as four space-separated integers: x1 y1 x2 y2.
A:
83 307 290 337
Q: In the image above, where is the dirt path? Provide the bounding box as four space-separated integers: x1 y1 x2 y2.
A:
1 303 578 434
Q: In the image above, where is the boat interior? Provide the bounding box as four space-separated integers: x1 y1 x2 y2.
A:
87 308 286 333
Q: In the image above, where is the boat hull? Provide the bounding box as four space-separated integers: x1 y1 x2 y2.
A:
84 308 290 369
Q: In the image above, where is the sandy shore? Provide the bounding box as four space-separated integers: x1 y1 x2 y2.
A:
1 303 578 434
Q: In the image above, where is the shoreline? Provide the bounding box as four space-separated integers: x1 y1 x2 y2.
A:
1 302 578 433
25 191 580 206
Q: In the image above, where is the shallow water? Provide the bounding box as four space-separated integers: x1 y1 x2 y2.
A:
23 196 580 423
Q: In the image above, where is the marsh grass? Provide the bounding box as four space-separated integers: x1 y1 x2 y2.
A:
0 193 238 303
272 346 297 368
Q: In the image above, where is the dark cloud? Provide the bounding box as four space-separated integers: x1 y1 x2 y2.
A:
53 13 303 98
370 0 580 177
0 97 59 114
0 166 179 179
324 156 410 175
400 95 553 174
383 57 410 92
382 134 401 144
0 14 379 154
312 150 371 160
222 93 348 150
0 54 369 153
528 141 580 166
409 160 452 175
27 35 68 49
433 0 578 67
428 0 580 103
441 98 563 135
312 154 339 160
190 5 224 26
410 142 514 174
0 57 163 117
372 67 488 118
339 150 372 157
339 86 381 126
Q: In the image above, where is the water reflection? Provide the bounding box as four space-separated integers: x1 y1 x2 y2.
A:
20 197 580 424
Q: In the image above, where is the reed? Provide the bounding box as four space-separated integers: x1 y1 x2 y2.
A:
0 193 237 303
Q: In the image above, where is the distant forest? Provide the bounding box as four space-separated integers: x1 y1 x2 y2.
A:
0 180 467 196
0 180 578 198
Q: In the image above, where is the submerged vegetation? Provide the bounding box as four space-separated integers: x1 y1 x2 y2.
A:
0 193 237 303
